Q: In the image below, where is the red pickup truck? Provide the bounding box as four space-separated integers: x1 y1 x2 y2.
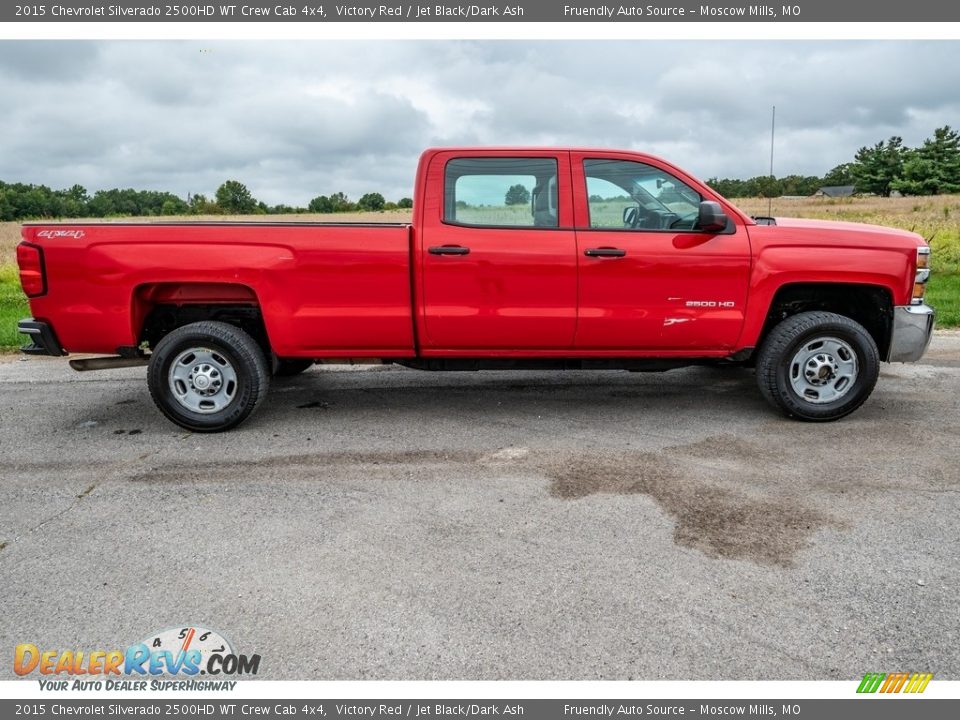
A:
17 148 934 431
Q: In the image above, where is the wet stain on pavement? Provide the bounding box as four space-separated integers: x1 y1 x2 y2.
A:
543 436 837 567
125 436 837 567
128 449 484 483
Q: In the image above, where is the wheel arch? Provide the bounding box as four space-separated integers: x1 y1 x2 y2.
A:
754 282 894 360
133 282 272 356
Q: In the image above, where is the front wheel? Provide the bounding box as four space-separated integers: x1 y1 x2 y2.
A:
147 321 270 432
755 311 880 422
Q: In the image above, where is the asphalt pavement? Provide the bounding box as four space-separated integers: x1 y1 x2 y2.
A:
1 334 958 680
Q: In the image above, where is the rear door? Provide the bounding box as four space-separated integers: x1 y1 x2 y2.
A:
417 151 577 350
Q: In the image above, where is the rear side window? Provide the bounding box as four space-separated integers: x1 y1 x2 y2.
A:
444 157 559 228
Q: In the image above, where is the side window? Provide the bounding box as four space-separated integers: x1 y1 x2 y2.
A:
444 157 559 228
584 159 702 231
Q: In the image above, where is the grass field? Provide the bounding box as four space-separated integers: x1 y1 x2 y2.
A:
737 195 960 326
2 197 959 350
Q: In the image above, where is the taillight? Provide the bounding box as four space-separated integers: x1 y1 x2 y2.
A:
16 243 46 297
912 246 931 305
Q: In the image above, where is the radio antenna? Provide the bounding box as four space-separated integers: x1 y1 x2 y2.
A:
768 105 776 216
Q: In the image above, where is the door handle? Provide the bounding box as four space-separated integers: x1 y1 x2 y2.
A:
428 245 471 256
584 247 626 258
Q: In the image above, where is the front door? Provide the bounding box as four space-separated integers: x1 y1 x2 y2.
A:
572 154 751 350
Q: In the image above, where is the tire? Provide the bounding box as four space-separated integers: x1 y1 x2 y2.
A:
147 321 270 432
274 358 314 377
755 311 879 422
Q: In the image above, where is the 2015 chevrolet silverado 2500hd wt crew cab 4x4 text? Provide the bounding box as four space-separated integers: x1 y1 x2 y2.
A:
16 148 935 432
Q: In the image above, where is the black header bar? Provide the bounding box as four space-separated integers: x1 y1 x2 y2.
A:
4 1 960 23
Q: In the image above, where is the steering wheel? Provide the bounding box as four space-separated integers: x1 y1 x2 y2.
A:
669 211 699 230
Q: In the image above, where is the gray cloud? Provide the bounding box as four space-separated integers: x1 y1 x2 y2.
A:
1 40 958 205
0 41 100 81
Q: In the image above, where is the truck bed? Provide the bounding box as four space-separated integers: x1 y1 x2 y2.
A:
21 222 416 357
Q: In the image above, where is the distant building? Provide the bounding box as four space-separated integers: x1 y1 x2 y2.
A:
814 185 856 198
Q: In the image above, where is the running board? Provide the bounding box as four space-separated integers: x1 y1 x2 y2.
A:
69 356 151 372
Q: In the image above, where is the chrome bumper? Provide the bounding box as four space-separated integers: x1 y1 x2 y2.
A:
887 304 935 362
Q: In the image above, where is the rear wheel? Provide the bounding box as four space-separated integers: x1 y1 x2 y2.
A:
756 311 879 421
148 321 270 432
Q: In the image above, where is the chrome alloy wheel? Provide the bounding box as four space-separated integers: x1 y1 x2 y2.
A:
168 347 238 414
788 336 859 404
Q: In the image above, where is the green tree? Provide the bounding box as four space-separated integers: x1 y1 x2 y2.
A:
215 180 257 214
0 188 13 221
822 163 856 187
706 177 749 197
89 188 136 216
504 184 530 206
161 199 181 216
892 126 960 195
326 192 353 212
752 175 782 198
357 192 385 211
779 175 821 196
397 197 413 209
54 184 89 218
852 137 905 197
188 193 219 215
891 150 936 196
268 203 303 214
923 125 960 191
308 195 333 213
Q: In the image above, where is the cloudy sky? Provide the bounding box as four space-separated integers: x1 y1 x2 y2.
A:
1 40 959 205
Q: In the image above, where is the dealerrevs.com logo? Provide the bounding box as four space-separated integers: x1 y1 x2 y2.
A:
14 626 260 691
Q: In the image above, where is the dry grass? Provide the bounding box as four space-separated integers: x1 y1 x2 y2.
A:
735 195 960 275
0 222 22 266
736 193 960 220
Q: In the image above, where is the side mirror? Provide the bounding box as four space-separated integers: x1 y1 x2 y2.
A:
698 200 728 232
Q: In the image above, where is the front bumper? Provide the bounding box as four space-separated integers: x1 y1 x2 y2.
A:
18 318 67 356
887 304 935 362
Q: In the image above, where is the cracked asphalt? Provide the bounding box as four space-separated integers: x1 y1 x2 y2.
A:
1 334 958 680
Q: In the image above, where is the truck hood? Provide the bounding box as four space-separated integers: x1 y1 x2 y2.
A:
767 216 926 246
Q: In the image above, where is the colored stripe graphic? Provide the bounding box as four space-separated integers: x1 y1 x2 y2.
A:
857 672 932 693
887 672 909 693
857 673 885 693
906 673 934 693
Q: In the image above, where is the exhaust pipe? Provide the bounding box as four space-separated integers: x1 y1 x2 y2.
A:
69 356 151 372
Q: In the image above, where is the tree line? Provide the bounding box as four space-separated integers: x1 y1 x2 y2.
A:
0 178 413 222
707 126 960 198
2 126 958 221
